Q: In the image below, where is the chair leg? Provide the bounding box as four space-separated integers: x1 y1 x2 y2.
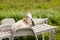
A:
9 35 14 40
49 29 54 40
11 36 14 40
31 29 38 40
9 36 12 40
0 38 2 40
11 32 14 40
42 33 45 40
34 33 38 40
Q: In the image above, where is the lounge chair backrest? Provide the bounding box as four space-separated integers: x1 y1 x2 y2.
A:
32 18 48 25
1 18 15 25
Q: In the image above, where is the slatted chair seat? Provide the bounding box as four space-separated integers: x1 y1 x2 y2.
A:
0 31 12 38
31 24 55 34
0 24 12 40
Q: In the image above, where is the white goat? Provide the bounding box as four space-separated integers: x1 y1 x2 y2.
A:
11 13 33 31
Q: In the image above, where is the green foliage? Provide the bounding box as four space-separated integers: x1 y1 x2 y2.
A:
0 9 60 26
46 0 51 2
0 0 60 10
0 10 25 21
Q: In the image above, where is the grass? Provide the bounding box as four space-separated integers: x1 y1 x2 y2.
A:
0 0 60 10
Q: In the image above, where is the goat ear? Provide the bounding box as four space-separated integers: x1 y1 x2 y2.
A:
31 20 35 26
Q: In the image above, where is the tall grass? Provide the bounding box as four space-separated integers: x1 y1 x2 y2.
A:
0 9 60 26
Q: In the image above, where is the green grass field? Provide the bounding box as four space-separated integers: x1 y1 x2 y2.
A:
0 0 60 40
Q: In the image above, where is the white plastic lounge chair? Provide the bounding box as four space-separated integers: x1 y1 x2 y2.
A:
11 18 48 40
31 24 56 40
0 18 15 40
32 18 56 40
11 18 56 40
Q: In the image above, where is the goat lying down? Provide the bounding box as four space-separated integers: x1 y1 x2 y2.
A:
11 13 35 32
11 19 30 31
